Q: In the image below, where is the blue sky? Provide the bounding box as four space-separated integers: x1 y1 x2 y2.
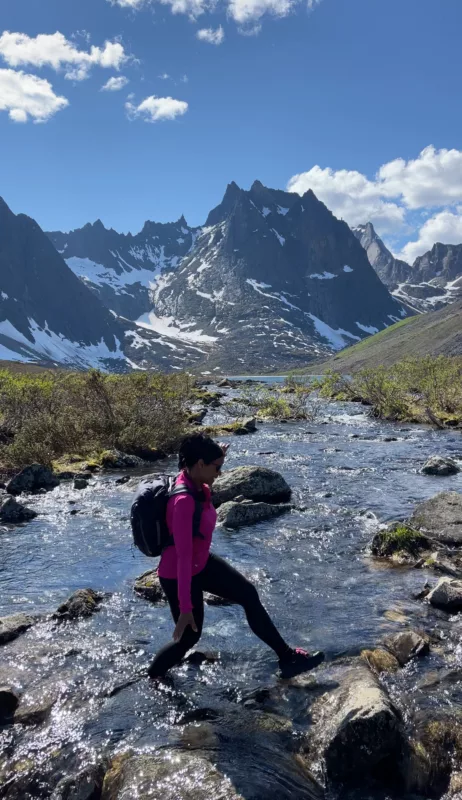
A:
1 0 462 262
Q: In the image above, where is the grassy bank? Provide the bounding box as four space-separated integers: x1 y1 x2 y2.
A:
317 356 462 425
0 368 194 470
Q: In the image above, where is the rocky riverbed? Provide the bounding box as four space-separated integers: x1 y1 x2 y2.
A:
1 392 462 799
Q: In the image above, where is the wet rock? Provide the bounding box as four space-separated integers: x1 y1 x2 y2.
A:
184 650 218 665
428 577 462 611
384 630 430 666
371 523 430 559
421 456 460 476
212 465 291 507
73 477 89 490
54 588 104 620
189 409 208 425
0 495 37 523
409 491 462 545
115 474 131 485
7 463 60 496
0 612 35 644
14 682 59 725
179 722 220 750
360 648 399 674
134 570 165 603
101 751 246 800
130 446 166 462
51 762 107 800
305 663 404 785
204 593 235 606
239 417 257 433
0 686 19 721
217 500 291 529
55 470 76 480
100 449 144 469
217 378 232 387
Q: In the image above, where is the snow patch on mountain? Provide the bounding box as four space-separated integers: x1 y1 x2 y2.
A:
307 314 360 350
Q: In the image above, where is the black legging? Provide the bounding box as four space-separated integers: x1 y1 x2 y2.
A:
149 552 290 677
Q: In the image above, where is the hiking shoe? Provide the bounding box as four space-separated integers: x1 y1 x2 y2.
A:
278 647 325 679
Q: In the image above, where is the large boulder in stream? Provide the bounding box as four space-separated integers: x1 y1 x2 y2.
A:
421 456 460 476
212 466 291 507
0 495 37 523
384 630 430 665
409 492 462 545
217 500 291 529
305 663 404 786
0 612 36 644
6 463 59 496
428 577 462 611
100 449 144 469
0 686 19 721
101 751 246 800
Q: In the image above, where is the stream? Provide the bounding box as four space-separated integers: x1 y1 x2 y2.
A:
1 396 462 799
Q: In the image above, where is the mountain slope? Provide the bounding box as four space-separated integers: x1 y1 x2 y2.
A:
47 217 198 320
354 223 462 313
353 223 411 289
311 300 462 374
0 198 126 369
147 181 410 372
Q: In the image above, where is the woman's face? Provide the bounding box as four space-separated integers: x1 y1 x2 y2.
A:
197 455 225 486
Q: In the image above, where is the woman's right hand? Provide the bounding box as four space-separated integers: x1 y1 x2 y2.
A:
173 612 198 642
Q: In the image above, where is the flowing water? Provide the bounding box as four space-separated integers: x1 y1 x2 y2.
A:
1 398 462 799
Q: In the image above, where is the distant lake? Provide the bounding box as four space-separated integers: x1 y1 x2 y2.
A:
227 375 322 384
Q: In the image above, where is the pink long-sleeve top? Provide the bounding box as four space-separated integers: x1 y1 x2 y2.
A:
157 470 217 613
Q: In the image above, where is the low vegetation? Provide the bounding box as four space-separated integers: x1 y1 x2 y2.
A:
317 356 462 425
0 368 194 469
222 375 324 422
371 524 429 558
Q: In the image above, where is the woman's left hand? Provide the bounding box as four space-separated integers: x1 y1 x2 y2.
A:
219 443 230 456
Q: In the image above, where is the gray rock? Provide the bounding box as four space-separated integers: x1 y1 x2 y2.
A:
242 417 257 432
410 492 462 545
0 613 35 644
212 466 291 507
51 763 107 800
101 752 247 800
421 456 460 476
384 630 430 666
0 495 37 523
307 664 404 785
14 682 59 725
100 449 144 469
0 686 19 721
6 464 59 496
54 588 104 620
134 570 165 603
217 500 291 529
428 577 462 611
217 379 232 387
73 477 89 490
189 409 208 424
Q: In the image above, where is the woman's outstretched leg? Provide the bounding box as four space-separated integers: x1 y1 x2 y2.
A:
148 576 204 679
201 553 324 677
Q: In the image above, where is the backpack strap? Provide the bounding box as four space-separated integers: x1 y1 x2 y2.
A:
169 485 205 540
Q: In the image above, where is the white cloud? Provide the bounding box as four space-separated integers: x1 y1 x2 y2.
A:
159 72 170 79
287 165 405 232
196 26 225 44
228 0 292 23
126 94 188 122
0 68 68 123
109 0 147 6
378 146 462 209
398 209 462 263
159 0 208 16
101 75 129 91
0 31 128 81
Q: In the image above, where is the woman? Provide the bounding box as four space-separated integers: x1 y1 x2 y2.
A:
148 433 324 680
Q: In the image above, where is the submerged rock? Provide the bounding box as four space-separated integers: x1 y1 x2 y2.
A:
212 466 291 507
0 686 19 721
134 570 165 603
54 588 104 620
428 577 462 611
101 751 246 800
14 682 59 725
384 630 430 666
0 495 37 523
409 492 462 545
360 648 399 674
6 463 59 496
421 456 460 476
217 500 291 529
73 477 89 490
305 663 404 786
51 762 107 800
0 612 36 644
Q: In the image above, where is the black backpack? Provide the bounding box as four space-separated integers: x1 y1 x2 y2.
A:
130 475 204 557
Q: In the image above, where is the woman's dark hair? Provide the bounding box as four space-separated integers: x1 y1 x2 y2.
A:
178 433 223 470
